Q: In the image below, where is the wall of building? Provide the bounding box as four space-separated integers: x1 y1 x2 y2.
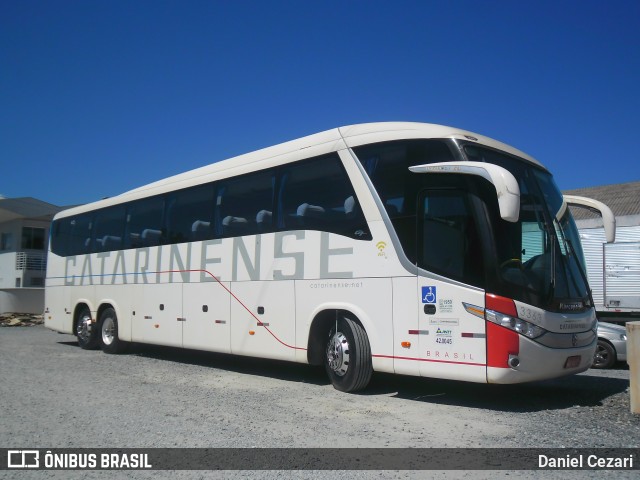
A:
0 252 20 289
0 217 51 310
0 289 44 314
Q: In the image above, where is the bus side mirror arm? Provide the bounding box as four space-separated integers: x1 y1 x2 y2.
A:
563 195 616 243
409 161 520 222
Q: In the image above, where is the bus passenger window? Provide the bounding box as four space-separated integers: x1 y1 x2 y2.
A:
216 170 275 238
93 206 126 253
166 184 215 243
52 214 93 256
278 154 370 239
125 197 165 248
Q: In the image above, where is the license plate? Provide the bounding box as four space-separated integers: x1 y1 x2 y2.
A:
564 355 581 368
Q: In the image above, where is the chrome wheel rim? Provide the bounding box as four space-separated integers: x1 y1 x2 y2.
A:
327 331 350 377
101 316 116 346
593 344 609 367
76 312 93 343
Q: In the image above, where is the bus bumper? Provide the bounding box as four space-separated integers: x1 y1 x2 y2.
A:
486 335 596 384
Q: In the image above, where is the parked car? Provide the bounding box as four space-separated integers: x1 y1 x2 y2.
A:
592 321 627 369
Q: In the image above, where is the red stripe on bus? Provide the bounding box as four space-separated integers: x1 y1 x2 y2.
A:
162 269 307 352
372 354 485 367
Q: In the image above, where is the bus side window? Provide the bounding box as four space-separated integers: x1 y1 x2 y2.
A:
165 183 216 243
53 214 93 256
125 196 165 248
278 153 369 239
353 140 456 255
216 170 275 238
418 190 485 288
50 220 65 256
93 206 126 253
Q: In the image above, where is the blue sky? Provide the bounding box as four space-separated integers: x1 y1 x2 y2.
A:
2 0 639 206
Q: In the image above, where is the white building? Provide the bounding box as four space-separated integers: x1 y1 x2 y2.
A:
0 197 64 314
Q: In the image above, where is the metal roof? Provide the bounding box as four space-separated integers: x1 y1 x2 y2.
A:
0 197 64 223
564 181 640 220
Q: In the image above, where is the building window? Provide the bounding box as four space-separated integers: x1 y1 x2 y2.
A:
1 232 13 251
21 227 46 250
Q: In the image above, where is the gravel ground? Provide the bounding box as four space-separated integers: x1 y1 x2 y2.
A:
0 326 638 479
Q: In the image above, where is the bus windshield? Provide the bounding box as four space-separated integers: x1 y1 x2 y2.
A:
463 145 591 312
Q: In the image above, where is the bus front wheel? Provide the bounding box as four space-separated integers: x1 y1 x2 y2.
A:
99 307 128 354
324 316 373 393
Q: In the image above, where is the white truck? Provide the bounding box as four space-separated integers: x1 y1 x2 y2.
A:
579 226 640 324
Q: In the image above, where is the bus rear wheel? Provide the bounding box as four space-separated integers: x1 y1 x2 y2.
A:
99 307 128 354
324 316 373 392
76 306 99 350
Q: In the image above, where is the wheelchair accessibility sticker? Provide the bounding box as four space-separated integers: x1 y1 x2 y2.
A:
422 286 436 304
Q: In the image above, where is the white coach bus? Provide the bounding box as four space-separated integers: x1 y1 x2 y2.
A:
44 122 615 392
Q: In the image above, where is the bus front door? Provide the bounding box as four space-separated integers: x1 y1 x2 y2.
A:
416 188 487 382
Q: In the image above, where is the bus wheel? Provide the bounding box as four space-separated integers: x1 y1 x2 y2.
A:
76 306 99 350
99 307 128 354
324 316 373 392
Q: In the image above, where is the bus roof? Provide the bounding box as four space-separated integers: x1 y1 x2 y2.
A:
56 122 545 218
338 122 542 166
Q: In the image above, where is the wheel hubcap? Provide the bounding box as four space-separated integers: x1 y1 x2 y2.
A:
594 345 608 365
327 331 350 377
102 316 115 346
77 314 92 342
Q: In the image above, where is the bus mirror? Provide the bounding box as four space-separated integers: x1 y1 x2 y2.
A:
563 195 616 243
409 162 521 222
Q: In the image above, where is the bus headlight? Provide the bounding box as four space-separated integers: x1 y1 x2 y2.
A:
485 309 547 339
